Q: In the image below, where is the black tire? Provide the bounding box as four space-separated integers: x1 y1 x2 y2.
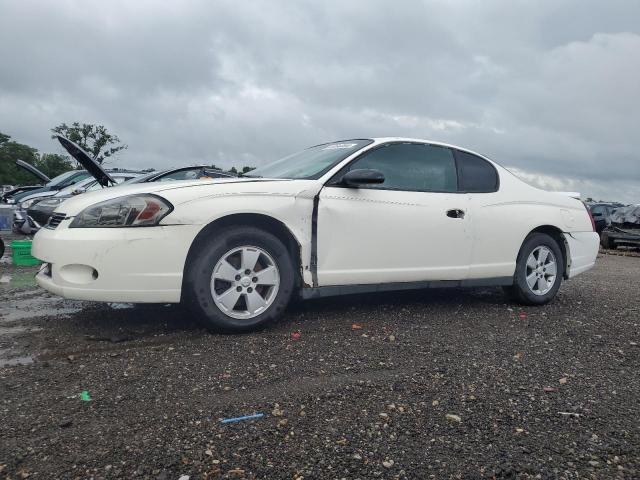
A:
183 226 296 333
0 237 4 259
504 233 564 305
600 232 616 250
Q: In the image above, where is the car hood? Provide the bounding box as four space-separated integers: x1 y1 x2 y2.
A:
51 177 315 216
15 160 51 183
15 189 57 205
56 135 116 187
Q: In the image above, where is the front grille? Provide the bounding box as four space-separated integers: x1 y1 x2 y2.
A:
46 213 66 230
28 209 52 226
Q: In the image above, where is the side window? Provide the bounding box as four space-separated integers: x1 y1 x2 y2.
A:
346 143 457 192
85 182 101 191
455 150 499 193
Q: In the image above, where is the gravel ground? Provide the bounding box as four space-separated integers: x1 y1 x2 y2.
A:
0 252 639 479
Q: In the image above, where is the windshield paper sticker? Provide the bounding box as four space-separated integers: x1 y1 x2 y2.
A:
322 143 358 150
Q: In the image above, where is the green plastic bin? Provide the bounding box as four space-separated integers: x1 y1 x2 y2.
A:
11 240 41 266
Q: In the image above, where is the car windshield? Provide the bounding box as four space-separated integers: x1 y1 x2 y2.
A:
247 139 373 180
46 170 92 187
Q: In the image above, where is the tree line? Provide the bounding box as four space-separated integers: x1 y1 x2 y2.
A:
1 122 254 186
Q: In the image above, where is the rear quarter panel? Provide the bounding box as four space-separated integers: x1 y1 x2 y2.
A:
468 167 592 278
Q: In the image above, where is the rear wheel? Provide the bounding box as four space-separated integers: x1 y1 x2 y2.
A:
504 233 564 305
184 226 295 332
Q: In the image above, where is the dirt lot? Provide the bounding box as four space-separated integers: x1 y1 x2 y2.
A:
1 250 639 479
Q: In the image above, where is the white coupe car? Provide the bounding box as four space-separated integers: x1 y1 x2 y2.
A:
32 138 600 332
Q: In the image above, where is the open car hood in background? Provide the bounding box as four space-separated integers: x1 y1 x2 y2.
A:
56 135 115 187
15 159 51 183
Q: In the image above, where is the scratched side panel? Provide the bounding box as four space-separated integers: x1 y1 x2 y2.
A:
164 180 321 288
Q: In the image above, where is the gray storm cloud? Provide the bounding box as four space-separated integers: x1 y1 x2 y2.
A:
1 0 638 201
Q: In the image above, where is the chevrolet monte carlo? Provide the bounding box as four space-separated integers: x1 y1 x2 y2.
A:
32 138 600 332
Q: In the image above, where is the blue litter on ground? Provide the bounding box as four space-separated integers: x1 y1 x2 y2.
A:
220 413 265 424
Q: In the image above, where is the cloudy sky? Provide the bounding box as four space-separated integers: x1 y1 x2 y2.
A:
1 0 639 201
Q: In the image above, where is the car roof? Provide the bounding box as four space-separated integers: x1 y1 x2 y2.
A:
369 137 491 158
314 137 497 164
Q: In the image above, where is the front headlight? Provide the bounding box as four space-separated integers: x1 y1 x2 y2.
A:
70 194 173 228
19 198 40 209
34 197 66 209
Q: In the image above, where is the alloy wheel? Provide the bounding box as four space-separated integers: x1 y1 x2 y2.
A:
210 246 280 319
525 245 557 296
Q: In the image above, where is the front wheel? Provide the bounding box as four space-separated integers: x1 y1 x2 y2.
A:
600 232 616 250
504 233 564 305
184 226 295 332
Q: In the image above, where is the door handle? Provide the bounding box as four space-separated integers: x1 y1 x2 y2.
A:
446 209 465 219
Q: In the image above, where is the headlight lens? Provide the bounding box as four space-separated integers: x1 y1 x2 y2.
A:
19 198 40 209
34 197 66 208
70 194 173 228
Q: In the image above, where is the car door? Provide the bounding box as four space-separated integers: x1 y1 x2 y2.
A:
316 142 472 286
453 149 513 279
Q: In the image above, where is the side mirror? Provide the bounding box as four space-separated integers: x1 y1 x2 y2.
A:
341 169 385 187
72 188 86 195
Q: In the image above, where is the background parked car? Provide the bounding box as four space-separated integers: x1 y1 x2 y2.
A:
5 165 92 207
600 205 640 250
12 136 148 234
26 173 141 230
589 203 619 235
21 145 236 232
1 160 54 204
120 165 237 185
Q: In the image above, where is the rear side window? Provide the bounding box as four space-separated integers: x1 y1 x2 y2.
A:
455 150 499 193
346 143 457 192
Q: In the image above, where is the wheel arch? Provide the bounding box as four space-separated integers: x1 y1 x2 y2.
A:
525 225 569 279
181 213 303 300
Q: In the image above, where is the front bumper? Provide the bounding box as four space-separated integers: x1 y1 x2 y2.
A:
32 221 201 303
27 206 54 227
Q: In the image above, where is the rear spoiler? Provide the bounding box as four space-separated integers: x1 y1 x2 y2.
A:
554 191 581 199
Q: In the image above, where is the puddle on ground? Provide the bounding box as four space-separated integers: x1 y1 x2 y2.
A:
0 355 34 367
0 324 42 336
0 296 84 323
0 271 38 289
108 303 135 310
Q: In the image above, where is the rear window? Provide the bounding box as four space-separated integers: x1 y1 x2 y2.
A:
455 150 499 193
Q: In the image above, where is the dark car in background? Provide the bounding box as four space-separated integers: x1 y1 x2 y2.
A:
120 165 237 185
1 160 55 204
21 139 236 232
15 136 145 233
589 203 619 235
4 164 93 206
